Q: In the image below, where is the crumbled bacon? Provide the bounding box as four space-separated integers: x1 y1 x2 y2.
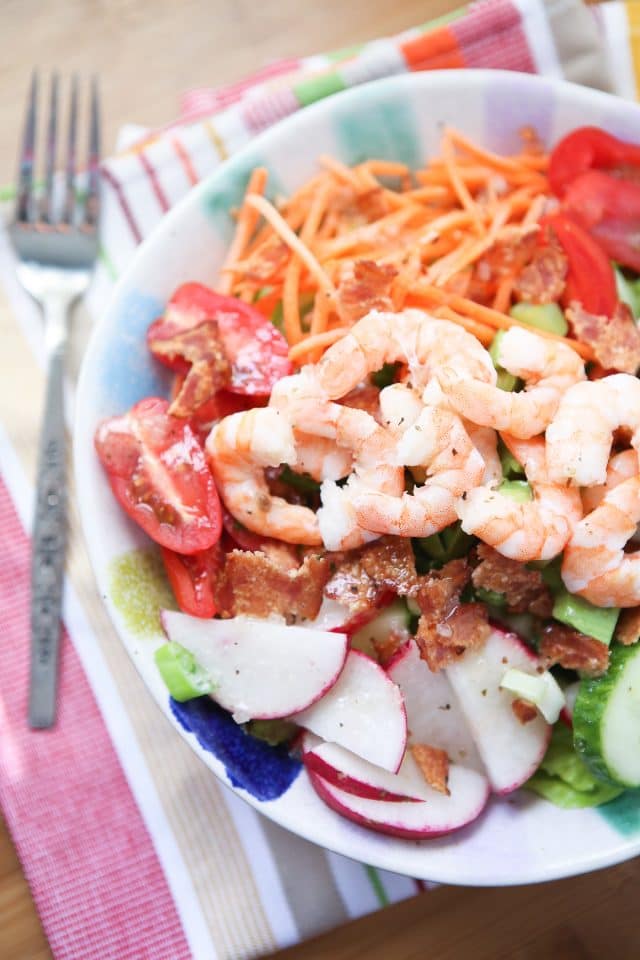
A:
616 608 640 646
567 302 640 374
373 627 410 667
216 549 330 622
149 321 231 418
324 536 418 615
410 744 450 795
337 260 398 325
539 622 610 677
514 244 567 304
414 559 490 671
471 544 553 616
243 240 289 283
511 698 538 725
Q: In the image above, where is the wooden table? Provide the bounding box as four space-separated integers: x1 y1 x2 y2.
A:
1 1 637 958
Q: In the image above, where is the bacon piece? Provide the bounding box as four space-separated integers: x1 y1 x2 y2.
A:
539 622 610 677
324 536 418 615
243 239 289 284
410 744 450 795
150 320 231 418
471 544 553 616
414 559 490 671
337 260 398 325
372 627 409 667
511 698 538 725
616 608 640 646
217 549 330 623
567 302 640 374
514 244 567 304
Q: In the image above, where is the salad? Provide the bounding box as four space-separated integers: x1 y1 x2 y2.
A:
95 125 640 840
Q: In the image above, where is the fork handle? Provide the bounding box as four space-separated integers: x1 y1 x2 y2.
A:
29 325 68 729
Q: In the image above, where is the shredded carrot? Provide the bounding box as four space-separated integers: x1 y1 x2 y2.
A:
319 154 365 192
288 327 351 363
441 132 483 230
432 305 495 345
217 167 268 293
444 127 529 175
492 274 516 314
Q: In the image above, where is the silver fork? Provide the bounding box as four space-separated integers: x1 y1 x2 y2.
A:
9 73 101 729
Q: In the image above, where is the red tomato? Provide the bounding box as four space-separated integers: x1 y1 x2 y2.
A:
161 543 223 618
540 213 618 317
562 170 640 273
549 126 640 197
147 282 292 396
95 397 222 554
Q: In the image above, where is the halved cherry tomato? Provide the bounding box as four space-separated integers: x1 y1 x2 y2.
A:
561 170 640 273
540 213 618 317
147 282 292 396
95 397 222 554
161 543 223 618
549 126 640 197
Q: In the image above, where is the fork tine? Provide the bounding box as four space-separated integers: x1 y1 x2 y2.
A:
40 73 59 223
84 76 100 229
62 74 79 224
16 71 38 223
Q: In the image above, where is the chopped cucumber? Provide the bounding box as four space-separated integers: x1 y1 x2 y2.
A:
351 599 411 659
489 331 518 392
500 667 565 723
614 265 640 320
415 521 473 567
498 438 525 479
155 641 214 701
475 587 507 608
371 361 400 388
509 301 568 336
526 723 624 808
244 718 298 746
279 465 321 494
499 479 533 503
573 643 640 787
539 557 564 593
552 590 619 646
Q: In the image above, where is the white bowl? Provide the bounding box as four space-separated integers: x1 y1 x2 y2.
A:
75 70 640 885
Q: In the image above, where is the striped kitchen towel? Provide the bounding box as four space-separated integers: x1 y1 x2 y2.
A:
0 1 631 958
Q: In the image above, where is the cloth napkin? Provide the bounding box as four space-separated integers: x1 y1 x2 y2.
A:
0 2 636 958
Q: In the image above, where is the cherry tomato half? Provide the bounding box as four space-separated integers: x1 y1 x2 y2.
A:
562 169 640 274
95 397 222 554
540 213 618 317
161 543 223 618
549 126 640 197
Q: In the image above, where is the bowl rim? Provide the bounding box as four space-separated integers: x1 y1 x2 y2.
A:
75 68 640 886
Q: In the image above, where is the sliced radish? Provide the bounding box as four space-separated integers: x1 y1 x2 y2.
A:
307 597 390 637
308 766 490 839
302 732 430 801
386 640 483 771
445 628 551 795
161 611 347 722
293 650 406 772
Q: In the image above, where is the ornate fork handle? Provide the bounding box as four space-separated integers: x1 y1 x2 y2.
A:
29 297 71 728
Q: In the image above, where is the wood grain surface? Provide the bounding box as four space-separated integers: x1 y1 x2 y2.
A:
0 1 636 959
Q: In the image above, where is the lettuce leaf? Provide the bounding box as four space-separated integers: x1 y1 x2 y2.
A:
526 723 624 808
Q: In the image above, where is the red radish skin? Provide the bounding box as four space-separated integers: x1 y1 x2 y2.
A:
303 752 419 802
308 768 490 840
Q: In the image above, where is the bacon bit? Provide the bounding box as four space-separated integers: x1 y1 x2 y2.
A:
336 259 398 325
471 544 553 616
243 240 289 284
217 550 330 623
414 559 490 671
514 245 567 304
325 536 418 614
616 608 640 646
539 623 610 677
410 744 450 795
567 302 640 374
150 321 231 418
373 627 410 667
511 698 538 725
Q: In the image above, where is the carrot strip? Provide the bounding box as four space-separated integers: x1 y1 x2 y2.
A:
492 274 516 314
319 154 364 191
246 194 336 296
288 327 351 363
282 258 303 344
444 127 532 174
412 284 595 360
359 160 410 178
432 305 494 345
441 132 483 230
217 167 268 293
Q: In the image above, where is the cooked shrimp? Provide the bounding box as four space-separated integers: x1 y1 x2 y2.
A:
562 477 640 606
546 375 640 486
582 450 639 513
465 423 502 488
293 431 353 481
438 326 586 438
206 407 322 546
352 406 485 538
378 382 424 436
456 435 582 562
316 310 496 399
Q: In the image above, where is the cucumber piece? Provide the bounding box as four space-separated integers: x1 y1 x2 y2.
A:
351 599 411 659
574 643 640 787
500 667 565 723
475 587 507 608
526 723 624 808
155 641 214 701
371 361 400 388
499 479 533 503
614 265 640 320
498 438 525 479
509 302 568 336
489 331 518 392
244 718 298 746
552 590 619 646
